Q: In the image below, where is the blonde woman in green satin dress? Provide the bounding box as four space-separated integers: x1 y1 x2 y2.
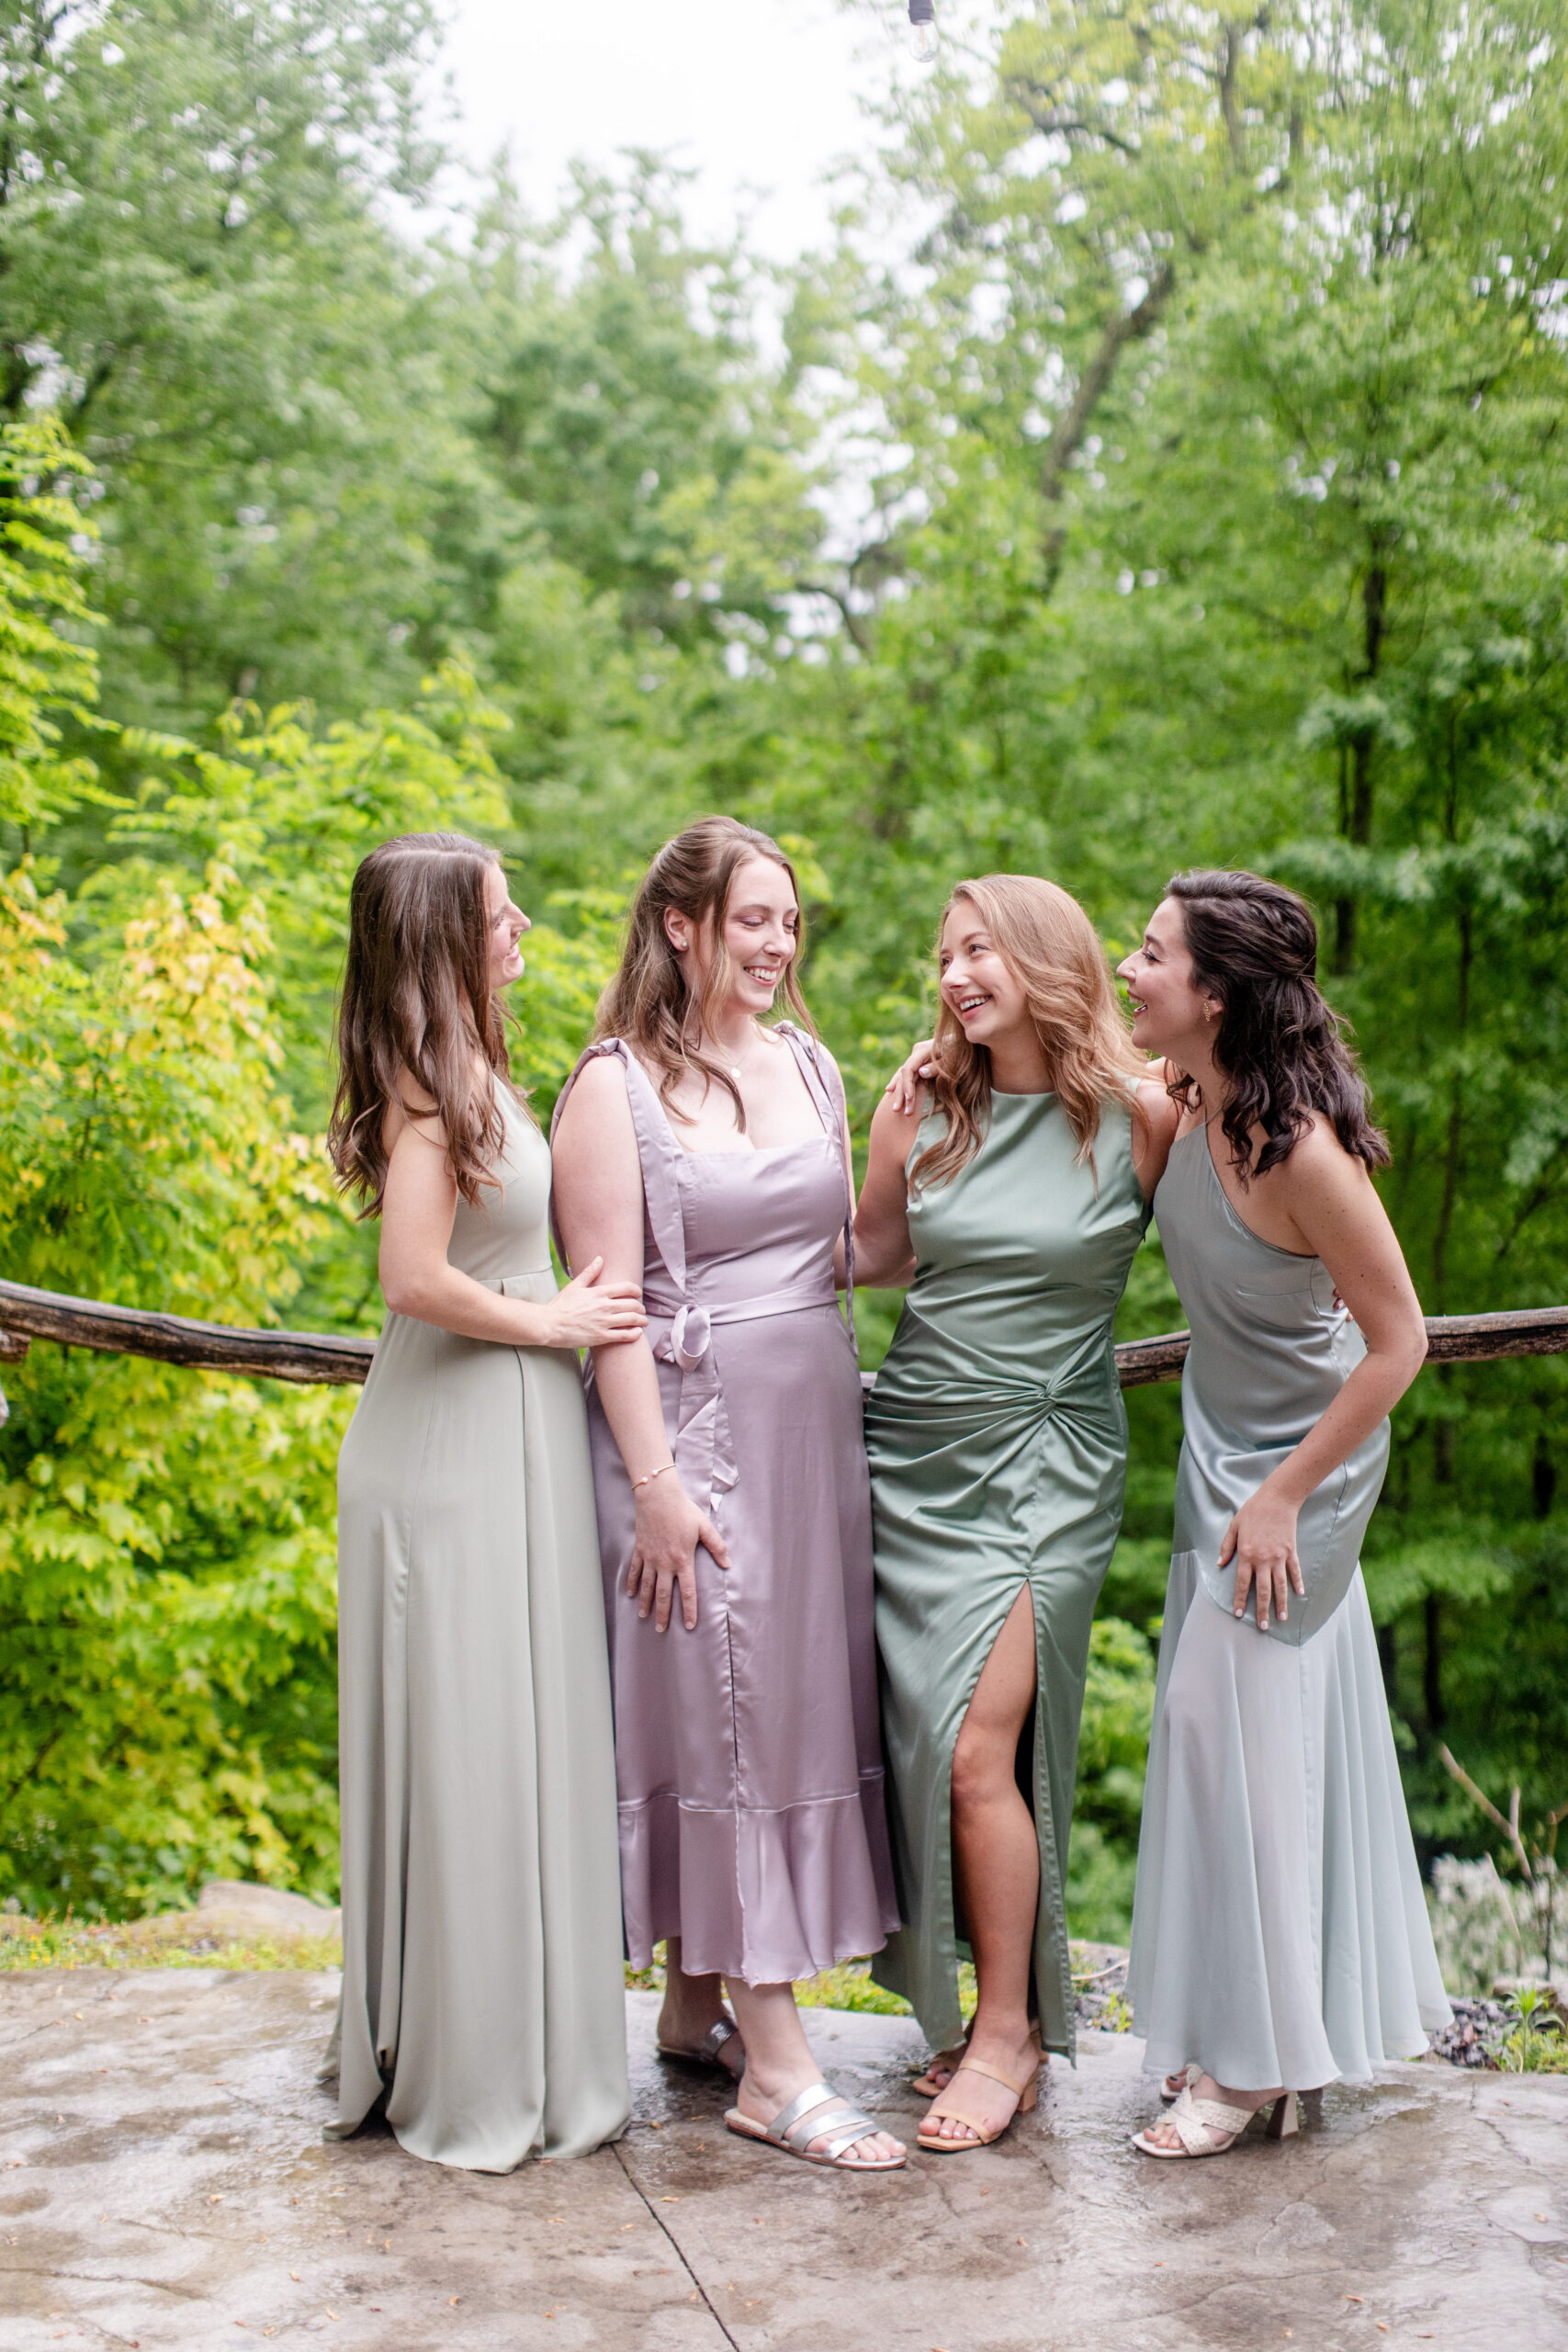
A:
857 876 1177 2154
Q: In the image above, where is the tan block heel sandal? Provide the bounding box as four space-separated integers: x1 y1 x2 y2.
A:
916 2053 1041 2154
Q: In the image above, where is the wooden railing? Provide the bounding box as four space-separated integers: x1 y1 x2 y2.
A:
2 1276 1567 1398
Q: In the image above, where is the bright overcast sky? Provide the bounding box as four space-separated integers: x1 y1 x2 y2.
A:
436 0 904 257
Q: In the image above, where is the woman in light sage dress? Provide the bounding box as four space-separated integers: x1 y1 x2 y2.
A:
327 833 646 2172
857 876 1177 2154
552 817 905 2175
1118 870 1450 2159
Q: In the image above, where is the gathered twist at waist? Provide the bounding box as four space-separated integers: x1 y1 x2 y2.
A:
870 1320 1119 1419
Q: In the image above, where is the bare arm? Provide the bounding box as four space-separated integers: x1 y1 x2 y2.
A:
552 1056 729 1634
833 1103 855 1290
378 1093 645 1351
1222 1123 1427 1629
853 1093 921 1288
1131 1073 1179 1202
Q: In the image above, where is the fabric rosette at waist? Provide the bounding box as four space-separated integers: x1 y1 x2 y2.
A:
643 1274 841 1510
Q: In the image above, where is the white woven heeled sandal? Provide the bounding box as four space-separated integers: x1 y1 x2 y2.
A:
1132 2084 1297 2158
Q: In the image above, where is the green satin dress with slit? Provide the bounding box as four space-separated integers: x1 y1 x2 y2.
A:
865 1089 1148 2058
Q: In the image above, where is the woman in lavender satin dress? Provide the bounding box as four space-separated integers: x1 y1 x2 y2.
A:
551 817 904 2174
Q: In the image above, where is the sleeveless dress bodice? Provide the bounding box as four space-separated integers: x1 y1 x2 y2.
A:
1155 1122 1390 1646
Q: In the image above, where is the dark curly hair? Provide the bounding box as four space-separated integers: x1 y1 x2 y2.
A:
1166 869 1389 1180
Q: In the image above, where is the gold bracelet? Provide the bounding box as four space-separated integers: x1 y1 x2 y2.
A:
630 1461 676 1494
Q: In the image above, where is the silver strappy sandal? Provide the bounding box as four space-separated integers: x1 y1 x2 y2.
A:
656 2017 743 2076
725 2079 906 2171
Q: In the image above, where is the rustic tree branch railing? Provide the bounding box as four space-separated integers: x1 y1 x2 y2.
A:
1 1278 1567 1401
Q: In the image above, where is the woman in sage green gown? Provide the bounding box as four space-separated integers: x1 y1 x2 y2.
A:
857 876 1176 2153
326 834 647 2172
1117 872 1447 2161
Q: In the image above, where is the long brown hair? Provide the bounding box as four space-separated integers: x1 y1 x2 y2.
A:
912 875 1146 1192
594 815 816 1126
1165 869 1389 1178
328 831 518 1216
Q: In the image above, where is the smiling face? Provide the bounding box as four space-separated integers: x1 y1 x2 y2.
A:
938 897 1033 1049
1116 897 1216 1060
665 853 800 1017
483 862 530 990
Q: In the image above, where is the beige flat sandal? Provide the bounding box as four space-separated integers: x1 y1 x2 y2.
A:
1132 2085 1297 2158
917 2055 1041 2154
726 2080 906 2172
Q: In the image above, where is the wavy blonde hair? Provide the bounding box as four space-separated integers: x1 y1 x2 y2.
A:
911 874 1146 1192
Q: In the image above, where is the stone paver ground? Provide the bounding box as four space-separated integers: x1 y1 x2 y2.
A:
1 1970 1564 2350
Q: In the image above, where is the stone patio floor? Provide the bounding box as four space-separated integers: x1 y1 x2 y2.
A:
2 1970 1565 2350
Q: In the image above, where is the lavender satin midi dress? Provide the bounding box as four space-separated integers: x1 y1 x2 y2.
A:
553 1027 899 1986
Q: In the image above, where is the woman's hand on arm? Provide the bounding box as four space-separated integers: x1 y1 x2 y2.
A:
853 1094 919 1288
1221 1123 1427 1630
552 1055 729 1633
378 1092 645 1350
884 1037 936 1119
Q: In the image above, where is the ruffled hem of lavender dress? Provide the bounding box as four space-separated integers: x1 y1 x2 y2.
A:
620 1779 899 1984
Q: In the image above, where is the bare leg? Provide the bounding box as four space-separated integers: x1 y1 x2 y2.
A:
923 1585 1043 2145
656 1939 743 2077
728 1980 904 2166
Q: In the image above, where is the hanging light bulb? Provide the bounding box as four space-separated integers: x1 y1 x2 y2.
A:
908 0 938 63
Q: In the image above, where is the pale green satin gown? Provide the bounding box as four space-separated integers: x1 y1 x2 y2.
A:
1127 1124 1451 2086
866 1090 1148 2059
330 1087 630 2171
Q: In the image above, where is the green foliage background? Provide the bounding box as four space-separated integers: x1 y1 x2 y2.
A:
2 0 1565 1931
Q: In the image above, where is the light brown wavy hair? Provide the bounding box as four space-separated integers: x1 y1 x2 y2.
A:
594 815 815 1126
328 831 521 1217
911 874 1147 1192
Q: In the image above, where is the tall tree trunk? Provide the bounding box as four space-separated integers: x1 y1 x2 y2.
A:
1430 904 1472 1311
1423 1592 1445 1731
1534 1430 1556 1519
1334 559 1387 972
1038 264 1176 594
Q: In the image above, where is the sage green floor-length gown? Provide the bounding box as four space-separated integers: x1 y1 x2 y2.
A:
329 1087 631 2172
866 1090 1148 2059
